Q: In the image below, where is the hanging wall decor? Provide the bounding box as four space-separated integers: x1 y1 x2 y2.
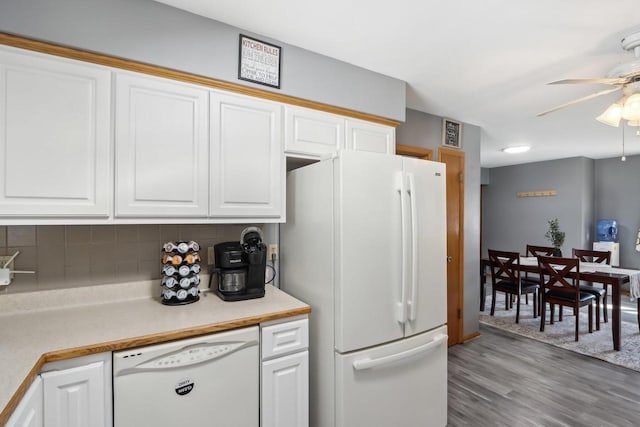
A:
238 34 281 88
442 118 462 149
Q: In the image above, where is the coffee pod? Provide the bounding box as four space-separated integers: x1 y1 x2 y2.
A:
178 265 191 277
162 289 177 300
162 276 178 288
162 264 177 276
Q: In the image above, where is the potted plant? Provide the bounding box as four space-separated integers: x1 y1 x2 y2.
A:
545 218 566 256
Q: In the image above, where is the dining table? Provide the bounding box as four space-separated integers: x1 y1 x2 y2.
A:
480 256 640 351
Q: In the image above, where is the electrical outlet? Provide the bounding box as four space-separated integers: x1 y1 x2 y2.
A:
268 244 278 261
208 247 215 265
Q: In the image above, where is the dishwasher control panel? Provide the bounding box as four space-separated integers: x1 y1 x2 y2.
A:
138 342 246 369
113 326 259 374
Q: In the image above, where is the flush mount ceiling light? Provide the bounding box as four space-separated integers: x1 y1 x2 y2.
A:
539 30 640 130
503 146 531 154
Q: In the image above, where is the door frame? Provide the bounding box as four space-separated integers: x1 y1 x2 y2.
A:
396 144 433 160
438 147 465 345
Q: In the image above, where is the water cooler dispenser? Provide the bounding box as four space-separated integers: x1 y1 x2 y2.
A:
594 219 619 266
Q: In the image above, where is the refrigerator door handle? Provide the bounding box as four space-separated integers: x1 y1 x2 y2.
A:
407 172 418 321
396 171 408 325
351 333 448 371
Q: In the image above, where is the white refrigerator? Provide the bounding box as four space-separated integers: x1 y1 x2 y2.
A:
281 150 447 427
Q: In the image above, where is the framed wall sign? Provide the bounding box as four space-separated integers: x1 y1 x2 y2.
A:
442 118 462 149
238 34 281 88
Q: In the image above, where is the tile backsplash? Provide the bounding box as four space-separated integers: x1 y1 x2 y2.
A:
0 224 254 294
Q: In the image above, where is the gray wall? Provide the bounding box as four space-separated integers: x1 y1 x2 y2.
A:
396 109 482 337
0 0 406 122
482 157 595 257
481 168 490 185
595 154 640 268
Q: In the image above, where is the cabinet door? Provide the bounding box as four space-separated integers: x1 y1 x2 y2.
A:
0 46 111 217
261 351 309 427
41 361 106 427
115 72 209 217
345 118 395 154
6 376 43 427
210 92 283 219
284 106 344 158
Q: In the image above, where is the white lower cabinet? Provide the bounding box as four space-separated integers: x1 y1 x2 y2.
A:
261 316 309 427
40 353 112 427
261 351 309 427
7 354 111 427
6 377 43 427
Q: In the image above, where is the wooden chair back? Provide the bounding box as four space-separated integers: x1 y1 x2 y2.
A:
488 249 520 285
538 255 594 341
572 248 611 264
526 245 555 257
537 256 580 295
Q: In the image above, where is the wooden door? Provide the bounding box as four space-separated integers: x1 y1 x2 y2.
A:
438 148 464 346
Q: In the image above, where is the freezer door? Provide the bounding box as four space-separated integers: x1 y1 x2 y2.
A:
402 157 447 336
335 326 448 427
334 150 405 352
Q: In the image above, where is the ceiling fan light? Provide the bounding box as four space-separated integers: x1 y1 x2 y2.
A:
627 120 640 126
596 103 622 127
621 93 640 120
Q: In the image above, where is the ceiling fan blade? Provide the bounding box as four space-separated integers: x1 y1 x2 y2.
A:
537 87 622 117
548 78 627 86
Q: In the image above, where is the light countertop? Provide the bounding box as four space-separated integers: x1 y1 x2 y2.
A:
0 279 310 425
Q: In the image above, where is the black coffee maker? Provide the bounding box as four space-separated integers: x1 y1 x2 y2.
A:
212 227 267 301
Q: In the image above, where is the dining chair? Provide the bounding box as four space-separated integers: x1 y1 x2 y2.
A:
538 256 595 341
488 249 539 323
573 248 611 325
521 245 556 308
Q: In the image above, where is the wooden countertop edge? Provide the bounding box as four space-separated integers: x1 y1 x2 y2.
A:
0 305 311 426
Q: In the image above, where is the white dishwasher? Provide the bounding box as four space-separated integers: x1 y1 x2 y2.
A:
113 326 259 427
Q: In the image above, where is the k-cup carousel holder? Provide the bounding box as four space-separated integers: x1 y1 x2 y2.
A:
161 241 200 305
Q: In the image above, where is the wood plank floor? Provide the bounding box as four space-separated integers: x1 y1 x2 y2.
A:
447 324 640 427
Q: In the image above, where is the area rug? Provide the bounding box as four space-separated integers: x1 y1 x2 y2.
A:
479 296 640 372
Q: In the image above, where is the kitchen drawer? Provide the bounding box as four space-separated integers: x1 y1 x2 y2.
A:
261 317 308 360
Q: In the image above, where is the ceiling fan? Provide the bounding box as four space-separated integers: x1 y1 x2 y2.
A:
538 30 640 127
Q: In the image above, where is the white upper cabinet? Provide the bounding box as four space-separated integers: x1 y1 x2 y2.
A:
284 106 344 158
115 72 209 217
345 118 396 154
210 91 284 220
0 46 111 217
